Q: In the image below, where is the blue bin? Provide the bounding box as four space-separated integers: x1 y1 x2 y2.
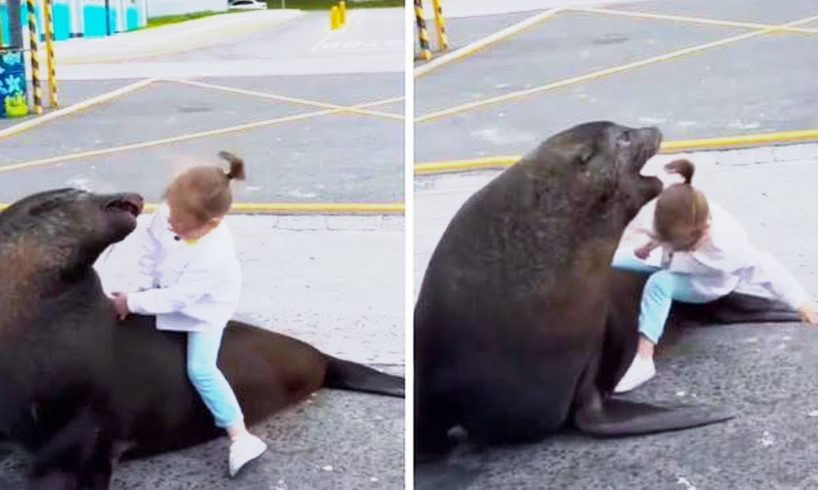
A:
0 49 28 118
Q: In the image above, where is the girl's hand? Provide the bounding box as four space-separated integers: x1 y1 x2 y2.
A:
797 303 818 325
110 292 130 321
634 241 658 260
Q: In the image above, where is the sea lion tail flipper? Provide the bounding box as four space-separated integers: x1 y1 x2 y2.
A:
323 357 405 398
575 398 735 436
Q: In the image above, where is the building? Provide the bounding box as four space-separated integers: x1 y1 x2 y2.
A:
0 0 227 41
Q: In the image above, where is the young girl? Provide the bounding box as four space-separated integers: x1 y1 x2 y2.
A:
612 159 818 393
110 151 267 477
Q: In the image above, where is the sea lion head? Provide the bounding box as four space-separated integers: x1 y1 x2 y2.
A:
0 189 144 274
527 121 663 229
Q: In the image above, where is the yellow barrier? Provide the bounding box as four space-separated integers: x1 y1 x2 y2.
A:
0 202 405 215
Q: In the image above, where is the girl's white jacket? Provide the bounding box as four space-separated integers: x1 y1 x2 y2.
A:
126 203 241 332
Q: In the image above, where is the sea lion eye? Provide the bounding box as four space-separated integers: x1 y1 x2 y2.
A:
617 131 632 147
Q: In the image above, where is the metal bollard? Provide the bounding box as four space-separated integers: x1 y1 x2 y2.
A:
414 0 432 61
26 0 42 115
44 0 59 108
330 5 340 30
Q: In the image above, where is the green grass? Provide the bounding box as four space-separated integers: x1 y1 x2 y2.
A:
266 0 404 9
146 10 245 29
143 1 401 29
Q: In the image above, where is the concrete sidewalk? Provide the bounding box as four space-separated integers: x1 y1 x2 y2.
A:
422 0 652 18
56 10 305 64
54 8 404 79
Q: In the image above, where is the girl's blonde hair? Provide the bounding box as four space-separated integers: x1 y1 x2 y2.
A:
165 151 246 223
653 159 709 250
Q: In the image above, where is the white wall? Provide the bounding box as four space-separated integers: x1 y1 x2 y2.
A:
145 0 227 18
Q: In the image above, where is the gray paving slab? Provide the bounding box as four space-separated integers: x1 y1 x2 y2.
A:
377 101 404 115
415 10 747 115
414 146 818 489
0 80 313 165
416 32 818 162
0 79 142 131
613 0 818 25
415 10 542 56
0 112 403 204
199 73 403 108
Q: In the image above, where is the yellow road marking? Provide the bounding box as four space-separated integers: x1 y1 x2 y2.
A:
415 128 818 175
415 8 562 79
415 13 818 123
169 79 404 121
0 78 158 141
0 201 405 215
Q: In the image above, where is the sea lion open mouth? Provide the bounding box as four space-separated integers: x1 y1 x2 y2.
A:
103 194 144 218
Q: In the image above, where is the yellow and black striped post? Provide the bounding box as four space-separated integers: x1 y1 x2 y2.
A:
414 0 431 61
431 0 448 51
44 0 58 108
26 0 42 115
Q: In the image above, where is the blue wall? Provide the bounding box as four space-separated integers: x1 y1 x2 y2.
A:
2 2 145 45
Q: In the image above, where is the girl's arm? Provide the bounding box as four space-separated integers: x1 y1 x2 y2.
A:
752 253 811 311
134 205 168 290
127 260 223 315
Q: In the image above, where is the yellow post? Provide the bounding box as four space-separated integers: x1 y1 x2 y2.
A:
414 0 431 61
44 0 59 108
330 5 340 30
26 0 42 115
339 1 347 25
431 0 449 51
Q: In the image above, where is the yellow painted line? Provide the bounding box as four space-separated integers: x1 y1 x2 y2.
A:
0 202 405 215
0 109 335 174
661 128 818 151
415 155 518 175
0 94 401 175
575 7 818 35
415 13 818 123
230 202 404 214
168 79 404 121
414 129 818 175
415 8 563 79
0 78 158 141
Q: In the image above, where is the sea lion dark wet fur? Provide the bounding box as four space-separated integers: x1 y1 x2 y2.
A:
0 188 403 489
414 121 744 457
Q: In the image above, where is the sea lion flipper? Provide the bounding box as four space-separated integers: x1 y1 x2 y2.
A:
673 292 801 326
323 357 405 398
574 397 735 437
28 406 115 489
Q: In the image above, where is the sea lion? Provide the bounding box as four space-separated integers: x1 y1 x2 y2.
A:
0 188 403 489
414 121 738 456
